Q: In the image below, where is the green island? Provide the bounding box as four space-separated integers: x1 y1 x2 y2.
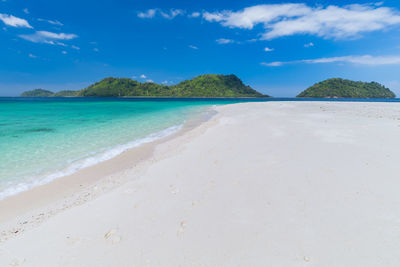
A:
21 89 55 97
297 78 396 98
21 74 268 98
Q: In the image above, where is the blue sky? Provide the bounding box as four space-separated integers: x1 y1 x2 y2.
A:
1 0 400 96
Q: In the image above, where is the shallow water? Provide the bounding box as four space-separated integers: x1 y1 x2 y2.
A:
0 97 251 199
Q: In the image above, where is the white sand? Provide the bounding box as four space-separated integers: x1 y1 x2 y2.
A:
1 101 400 266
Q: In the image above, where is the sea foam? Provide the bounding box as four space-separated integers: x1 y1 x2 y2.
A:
0 124 182 200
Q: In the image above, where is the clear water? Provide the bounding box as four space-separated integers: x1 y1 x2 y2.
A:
1 97 399 200
0 97 251 199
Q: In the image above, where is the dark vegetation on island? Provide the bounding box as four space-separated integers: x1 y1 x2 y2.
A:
21 74 268 98
21 89 54 97
297 78 396 98
20 76 396 99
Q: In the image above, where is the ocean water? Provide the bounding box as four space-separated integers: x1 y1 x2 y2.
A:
0 97 253 200
1 97 399 200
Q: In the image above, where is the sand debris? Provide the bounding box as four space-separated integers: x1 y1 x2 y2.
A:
104 228 121 244
169 184 180 194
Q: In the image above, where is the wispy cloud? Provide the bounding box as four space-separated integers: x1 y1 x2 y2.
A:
0 13 32 28
203 3 400 40
160 9 184 19
264 47 274 52
138 9 157 19
19 31 77 45
189 12 200 18
37 18 63 26
23 8 29 14
28 53 37 58
216 38 235 44
304 42 314 47
71 45 80 50
140 74 147 79
189 45 199 50
161 80 173 84
138 9 184 19
261 54 400 66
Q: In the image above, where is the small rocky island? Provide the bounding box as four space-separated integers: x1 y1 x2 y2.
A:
297 78 396 98
21 74 268 98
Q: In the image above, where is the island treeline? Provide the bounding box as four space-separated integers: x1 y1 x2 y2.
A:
21 76 396 98
297 78 395 98
21 74 267 98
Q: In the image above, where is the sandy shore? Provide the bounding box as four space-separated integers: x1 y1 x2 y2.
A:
1 101 400 266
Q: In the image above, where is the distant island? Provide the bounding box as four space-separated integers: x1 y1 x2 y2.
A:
21 89 81 97
21 89 54 97
297 78 396 98
21 74 268 98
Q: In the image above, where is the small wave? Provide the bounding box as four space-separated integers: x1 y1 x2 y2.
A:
0 124 183 200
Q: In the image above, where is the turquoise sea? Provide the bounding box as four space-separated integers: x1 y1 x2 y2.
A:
1 97 399 200
0 97 252 200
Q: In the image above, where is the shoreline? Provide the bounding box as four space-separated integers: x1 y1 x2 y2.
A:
1 101 400 266
0 105 218 238
0 124 184 201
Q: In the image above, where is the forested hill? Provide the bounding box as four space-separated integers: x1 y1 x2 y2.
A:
20 74 267 98
77 74 267 97
297 78 395 98
21 89 78 97
21 89 55 97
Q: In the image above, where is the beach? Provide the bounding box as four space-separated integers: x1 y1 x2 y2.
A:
1 101 400 266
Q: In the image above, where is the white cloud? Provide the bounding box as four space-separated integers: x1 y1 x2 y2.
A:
146 79 154 83
61 50 67 55
304 42 314 47
140 74 147 79
261 54 400 66
38 31 76 39
138 9 184 19
264 47 274 52
189 45 199 50
161 80 172 84
19 31 77 44
189 12 200 18
93 47 99 52
138 9 157 19
0 13 32 28
55 42 67 46
28 53 37 58
23 8 29 14
262 61 285 67
37 18 63 26
216 38 235 44
203 4 310 29
160 9 184 19
203 3 400 40
71 45 80 50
